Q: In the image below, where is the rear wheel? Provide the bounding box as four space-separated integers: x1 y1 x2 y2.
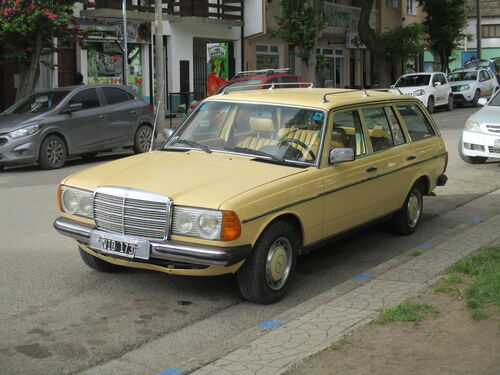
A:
39 135 67 169
446 95 454 111
79 248 122 272
237 221 298 304
427 97 435 114
133 124 152 153
458 136 488 164
389 182 424 235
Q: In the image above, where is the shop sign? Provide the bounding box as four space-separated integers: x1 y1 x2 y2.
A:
346 31 366 49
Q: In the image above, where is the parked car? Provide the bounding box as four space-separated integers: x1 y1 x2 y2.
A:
393 72 453 114
188 68 304 113
0 84 154 170
463 58 500 84
448 68 499 107
459 90 500 164
54 87 448 303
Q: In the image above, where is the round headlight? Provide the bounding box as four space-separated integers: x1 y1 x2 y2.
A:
175 211 194 234
62 189 78 214
79 195 93 217
197 213 220 239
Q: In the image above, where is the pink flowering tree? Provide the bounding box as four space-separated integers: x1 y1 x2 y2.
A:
0 0 85 100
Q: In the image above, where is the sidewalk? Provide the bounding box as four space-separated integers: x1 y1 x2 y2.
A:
79 189 500 375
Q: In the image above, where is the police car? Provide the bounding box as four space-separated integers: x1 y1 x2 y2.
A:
448 68 499 107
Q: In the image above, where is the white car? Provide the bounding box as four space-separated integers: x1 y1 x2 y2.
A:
459 91 500 163
448 68 499 107
393 72 453 114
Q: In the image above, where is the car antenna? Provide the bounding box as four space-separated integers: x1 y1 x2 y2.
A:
150 80 165 152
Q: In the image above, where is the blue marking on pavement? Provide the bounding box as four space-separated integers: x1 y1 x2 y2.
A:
470 217 484 222
258 318 285 328
352 273 374 280
156 368 186 375
420 242 434 248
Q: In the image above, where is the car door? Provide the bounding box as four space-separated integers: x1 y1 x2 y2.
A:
321 108 381 238
479 70 494 97
100 87 141 148
58 88 110 153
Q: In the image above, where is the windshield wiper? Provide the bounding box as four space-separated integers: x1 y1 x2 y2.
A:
168 138 212 153
224 146 295 166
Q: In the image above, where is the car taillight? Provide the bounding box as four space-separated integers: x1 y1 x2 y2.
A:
146 104 154 112
443 153 448 174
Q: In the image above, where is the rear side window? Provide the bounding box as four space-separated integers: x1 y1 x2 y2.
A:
69 89 100 110
361 107 394 152
396 104 436 141
102 87 130 105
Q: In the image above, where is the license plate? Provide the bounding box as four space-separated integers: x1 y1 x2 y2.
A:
90 231 150 259
495 139 500 149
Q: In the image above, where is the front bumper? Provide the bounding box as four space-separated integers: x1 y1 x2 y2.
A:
54 217 252 267
461 130 500 158
0 134 39 166
452 91 474 103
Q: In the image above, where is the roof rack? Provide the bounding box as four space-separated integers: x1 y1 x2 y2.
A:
233 68 291 78
371 88 406 95
320 88 407 103
220 81 313 95
320 90 360 103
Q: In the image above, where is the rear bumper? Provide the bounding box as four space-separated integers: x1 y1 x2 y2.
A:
54 217 252 267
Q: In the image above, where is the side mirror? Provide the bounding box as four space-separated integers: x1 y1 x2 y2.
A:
477 97 488 106
329 148 355 164
433 82 441 87
61 102 83 114
162 128 174 141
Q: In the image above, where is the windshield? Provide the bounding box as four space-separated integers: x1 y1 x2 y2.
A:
6 91 71 115
448 71 477 82
488 91 500 106
165 101 325 165
215 79 264 94
395 75 431 87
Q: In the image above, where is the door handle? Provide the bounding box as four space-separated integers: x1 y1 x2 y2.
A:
407 155 417 161
366 166 378 173
130 110 138 115
98 115 107 120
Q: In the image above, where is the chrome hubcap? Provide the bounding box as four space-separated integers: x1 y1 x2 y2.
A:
265 237 292 291
407 190 421 228
46 140 63 165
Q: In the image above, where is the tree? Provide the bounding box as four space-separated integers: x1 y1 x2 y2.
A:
0 0 84 101
358 0 424 87
274 0 325 84
417 0 468 72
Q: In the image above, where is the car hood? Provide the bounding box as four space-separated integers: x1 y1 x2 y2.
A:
62 150 307 209
0 113 44 133
470 105 500 124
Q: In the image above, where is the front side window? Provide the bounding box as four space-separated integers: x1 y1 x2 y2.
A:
479 70 489 81
69 89 101 110
362 107 395 152
167 101 325 165
396 104 435 141
332 110 366 156
6 91 70 115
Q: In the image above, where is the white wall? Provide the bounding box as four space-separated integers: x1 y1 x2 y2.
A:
244 0 264 38
462 17 500 49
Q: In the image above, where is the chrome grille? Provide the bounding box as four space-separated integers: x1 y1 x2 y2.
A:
486 124 500 134
451 86 460 92
94 186 172 240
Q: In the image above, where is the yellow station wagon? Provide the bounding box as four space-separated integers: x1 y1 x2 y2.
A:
54 88 448 303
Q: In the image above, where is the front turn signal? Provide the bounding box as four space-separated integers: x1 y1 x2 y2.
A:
57 184 63 212
221 211 241 241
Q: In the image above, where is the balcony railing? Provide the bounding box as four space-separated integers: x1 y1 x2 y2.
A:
324 3 378 31
84 0 243 21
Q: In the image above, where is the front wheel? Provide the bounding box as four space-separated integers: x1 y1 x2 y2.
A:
446 95 454 111
389 182 424 235
427 97 435 114
79 248 122 272
237 221 298 304
39 135 67 169
133 125 153 153
472 90 480 107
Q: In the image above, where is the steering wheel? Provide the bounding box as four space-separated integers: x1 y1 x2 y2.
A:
278 138 316 160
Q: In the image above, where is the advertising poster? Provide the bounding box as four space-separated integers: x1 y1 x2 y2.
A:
207 43 229 95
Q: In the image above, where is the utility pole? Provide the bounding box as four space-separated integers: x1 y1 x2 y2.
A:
122 0 128 86
476 0 481 59
154 0 165 129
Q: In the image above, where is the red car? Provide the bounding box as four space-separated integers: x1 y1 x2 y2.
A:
189 68 305 113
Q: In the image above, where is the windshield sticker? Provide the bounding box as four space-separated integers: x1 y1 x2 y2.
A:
313 112 323 121
199 104 207 111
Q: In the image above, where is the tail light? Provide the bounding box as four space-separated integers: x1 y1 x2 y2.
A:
146 104 154 112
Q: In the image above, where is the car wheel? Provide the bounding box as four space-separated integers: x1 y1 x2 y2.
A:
427 97 435 114
237 220 298 304
79 248 122 272
39 135 67 169
133 124 152 153
472 90 481 107
446 95 454 111
458 136 488 164
389 182 424 235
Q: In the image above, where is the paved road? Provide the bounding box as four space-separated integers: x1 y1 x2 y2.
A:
0 107 499 375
